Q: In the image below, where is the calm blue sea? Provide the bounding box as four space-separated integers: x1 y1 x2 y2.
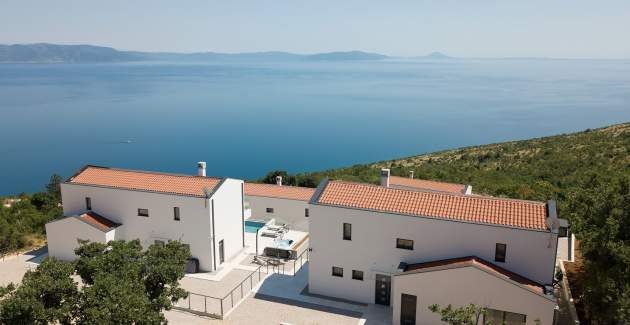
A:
1 59 629 195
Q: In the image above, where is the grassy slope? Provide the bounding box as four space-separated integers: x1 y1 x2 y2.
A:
300 122 630 212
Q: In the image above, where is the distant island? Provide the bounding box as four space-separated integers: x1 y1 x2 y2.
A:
0 43 399 63
0 43 460 63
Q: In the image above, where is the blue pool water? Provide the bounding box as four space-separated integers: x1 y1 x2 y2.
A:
0 59 629 195
245 220 266 233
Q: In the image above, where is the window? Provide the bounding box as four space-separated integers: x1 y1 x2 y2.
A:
484 308 526 325
174 207 180 221
559 227 568 237
352 270 364 281
396 238 414 250
332 266 343 277
305 208 309 217
154 240 165 246
343 223 352 241
85 197 92 210
138 208 149 217
495 243 507 262
266 208 274 213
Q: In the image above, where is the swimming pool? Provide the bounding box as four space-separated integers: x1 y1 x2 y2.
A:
245 220 266 233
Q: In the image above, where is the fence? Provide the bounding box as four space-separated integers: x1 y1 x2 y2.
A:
174 248 310 319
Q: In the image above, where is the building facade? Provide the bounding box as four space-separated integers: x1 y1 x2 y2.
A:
46 164 245 272
308 176 561 325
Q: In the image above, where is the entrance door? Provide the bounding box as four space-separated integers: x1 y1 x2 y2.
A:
219 240 225 264
400 294 417 325
375 274 391 305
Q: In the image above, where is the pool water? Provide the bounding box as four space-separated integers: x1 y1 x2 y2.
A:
245 220 266 233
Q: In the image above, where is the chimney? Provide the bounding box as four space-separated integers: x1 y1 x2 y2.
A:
197 162 206 177
276 175 283 186
409 171 415 179
464 185 473 195
380 168 390 187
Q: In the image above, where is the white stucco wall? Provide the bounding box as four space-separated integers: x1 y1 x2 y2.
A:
245 195 309 231
308 204 558 304
210 179 245 267
60 183 215 270
392 267 556 325
45 217 110 261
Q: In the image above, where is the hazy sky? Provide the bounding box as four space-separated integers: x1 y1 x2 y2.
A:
2 0 629 58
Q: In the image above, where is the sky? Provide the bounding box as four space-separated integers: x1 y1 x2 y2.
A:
1 0 630 59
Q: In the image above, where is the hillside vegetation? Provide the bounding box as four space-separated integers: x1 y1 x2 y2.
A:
296 123 630 204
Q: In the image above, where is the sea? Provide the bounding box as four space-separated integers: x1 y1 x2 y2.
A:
1 59 629 195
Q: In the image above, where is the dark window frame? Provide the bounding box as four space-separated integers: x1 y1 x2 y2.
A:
138 208 149 217
266 207 274 213
396 238 414 250
352 270 364 281
332 266 343 277
343 223 352 241
495 243 507 262
305 208 309 217
85 197 92 210
174 207 180 221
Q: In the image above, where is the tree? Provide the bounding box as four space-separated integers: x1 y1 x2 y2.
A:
428 303 487 325
0 258 78 324
0 240 191 324
566 175 630 324
46 174 63 203
261 170 295 185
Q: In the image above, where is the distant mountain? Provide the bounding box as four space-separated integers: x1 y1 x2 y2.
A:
307 51 389 61
0 43 391 63
0 43 142 63
413 52 452 59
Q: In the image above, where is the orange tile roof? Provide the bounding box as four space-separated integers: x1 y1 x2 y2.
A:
316 181 548 230
244 183 315 201
68 166 222 197
389 176 467 194
77 211 120 232
401 256 545 294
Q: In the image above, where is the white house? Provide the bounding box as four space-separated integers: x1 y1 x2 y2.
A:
46 163 245 272
308 171 562 325
244 176 315 231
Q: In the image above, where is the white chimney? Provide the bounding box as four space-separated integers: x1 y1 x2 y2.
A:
276 175 283 186
409 171 415 179
380 168 390 187
464 185 473 195
197 162 206 177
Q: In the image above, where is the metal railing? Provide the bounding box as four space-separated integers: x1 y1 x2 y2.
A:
175 263 266 319
174 248 310 319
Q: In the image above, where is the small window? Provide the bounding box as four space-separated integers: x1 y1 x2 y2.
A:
343 223 352 241
352 270 364 281
266 208 274 213
332 266 343 277
174 207 180 221
138 208 149 217
154 240 165 246
559 227 568 238
495 243 507 262
305 208 309 217
396 238 414 250
85 197 92 210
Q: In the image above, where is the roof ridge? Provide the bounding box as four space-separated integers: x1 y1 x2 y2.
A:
328 179 545 206
245 182 314 190
389 175 465 186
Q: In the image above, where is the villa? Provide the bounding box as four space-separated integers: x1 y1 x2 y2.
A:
307 169 564 325
45 164 571 325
